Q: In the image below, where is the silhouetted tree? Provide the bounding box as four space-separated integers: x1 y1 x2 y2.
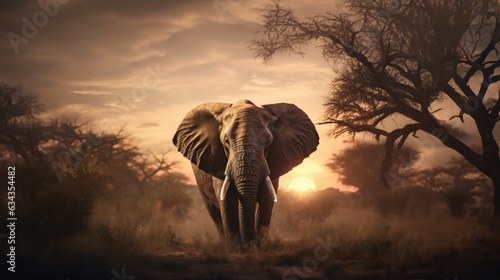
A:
0 82 46 165
328 143 418 192
329 143 493 216
328 142 420 216
413 158 492 217
0 86 103 245
252 0 500 218
0 83 182 251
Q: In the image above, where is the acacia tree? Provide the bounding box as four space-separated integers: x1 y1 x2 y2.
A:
416 158 492 216
0 82 45 165
0 82 182 246
328 143 418 194
329 143 491 216
251 0 500 217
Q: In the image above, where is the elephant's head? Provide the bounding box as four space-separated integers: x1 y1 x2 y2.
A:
173 99 319 244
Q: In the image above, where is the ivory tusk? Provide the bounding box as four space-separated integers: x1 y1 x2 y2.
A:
265 176 278 203
220 176 230 201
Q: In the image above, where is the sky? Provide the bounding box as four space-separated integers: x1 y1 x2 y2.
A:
1 0 497 191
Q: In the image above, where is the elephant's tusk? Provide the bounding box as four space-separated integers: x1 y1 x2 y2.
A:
265 176 278 203
220 176 230 201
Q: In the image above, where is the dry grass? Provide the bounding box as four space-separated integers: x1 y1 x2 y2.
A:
88 194 497 253
51 191 499 279
89 199 184 253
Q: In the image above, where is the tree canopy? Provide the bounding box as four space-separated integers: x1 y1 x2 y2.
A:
251 0 500 217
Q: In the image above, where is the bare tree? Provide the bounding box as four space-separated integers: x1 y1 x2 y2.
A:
0 82 46 165
0 82 175 189
251 0 500 217
132 150 177 189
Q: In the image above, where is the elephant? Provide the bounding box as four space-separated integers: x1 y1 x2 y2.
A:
173 99 319 247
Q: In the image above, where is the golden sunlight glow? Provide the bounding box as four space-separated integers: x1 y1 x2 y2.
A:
287 176 317 193
289 160 325 176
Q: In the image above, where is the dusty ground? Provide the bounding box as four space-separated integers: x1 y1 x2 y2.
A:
9 237 500 280
131 242 500 280
9 210 500 279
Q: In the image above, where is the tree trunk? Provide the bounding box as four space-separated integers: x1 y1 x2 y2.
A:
474 125 500 219
493 173 500 219
486 150 500 219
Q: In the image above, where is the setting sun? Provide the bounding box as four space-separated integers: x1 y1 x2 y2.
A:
287 176 317 193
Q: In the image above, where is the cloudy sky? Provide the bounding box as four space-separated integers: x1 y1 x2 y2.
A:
1 0 494 191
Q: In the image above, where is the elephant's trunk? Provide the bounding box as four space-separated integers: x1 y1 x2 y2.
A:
231 143 266 244
237 180 257 243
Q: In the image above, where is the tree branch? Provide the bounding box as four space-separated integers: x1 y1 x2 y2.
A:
380 123 424 189
318 119 389 138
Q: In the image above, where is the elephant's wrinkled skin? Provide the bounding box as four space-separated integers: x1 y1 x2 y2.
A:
173 99 319 247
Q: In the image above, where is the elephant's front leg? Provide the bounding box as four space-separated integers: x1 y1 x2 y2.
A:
192 165 224 238
213 177 241 244
255 178 279 242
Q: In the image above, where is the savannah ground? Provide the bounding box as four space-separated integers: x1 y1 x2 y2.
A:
8 187 500 280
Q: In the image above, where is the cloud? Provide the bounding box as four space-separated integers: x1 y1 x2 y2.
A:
138 122 160 128
0 0 214 109
0 0 340 188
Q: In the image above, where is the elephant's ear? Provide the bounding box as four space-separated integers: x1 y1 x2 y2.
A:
263 103 319 179
173 102 231 179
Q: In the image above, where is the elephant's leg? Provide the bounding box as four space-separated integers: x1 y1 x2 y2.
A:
255 178 279 242
213 177 241 244
200 197 224 238
192 165 224 238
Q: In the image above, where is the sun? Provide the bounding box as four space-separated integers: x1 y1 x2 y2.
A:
287 176 317 193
